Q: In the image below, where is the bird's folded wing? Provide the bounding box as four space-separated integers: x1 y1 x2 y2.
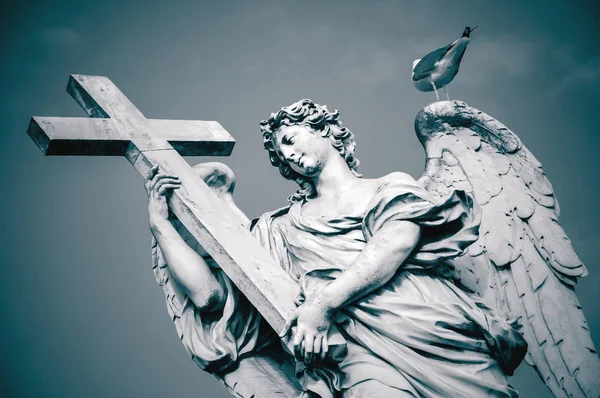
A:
412 43 453 81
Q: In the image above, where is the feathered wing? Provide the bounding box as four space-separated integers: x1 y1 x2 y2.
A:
412 43 453 81
151 162 301 397
415 101 600 397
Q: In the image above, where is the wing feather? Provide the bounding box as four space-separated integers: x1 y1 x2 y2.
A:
412 43 454 81
415 101 600 397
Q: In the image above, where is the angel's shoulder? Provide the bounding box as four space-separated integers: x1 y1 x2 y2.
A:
376 171 418 188
368 172 429 207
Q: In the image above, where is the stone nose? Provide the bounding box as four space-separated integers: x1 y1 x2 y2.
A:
281 147 298 162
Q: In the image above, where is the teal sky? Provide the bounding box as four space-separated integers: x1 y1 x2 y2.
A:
1 1 599 397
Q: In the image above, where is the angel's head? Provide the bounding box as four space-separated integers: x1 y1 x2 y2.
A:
260 99 361 202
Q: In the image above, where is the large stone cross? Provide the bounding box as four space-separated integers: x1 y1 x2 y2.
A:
28 75 299 345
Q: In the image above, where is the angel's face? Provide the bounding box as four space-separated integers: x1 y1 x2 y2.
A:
273 125 331 178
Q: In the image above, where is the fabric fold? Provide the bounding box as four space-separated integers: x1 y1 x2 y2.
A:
156 171 526 397
363 172 481 269
249 171 526 397
152 224 269 375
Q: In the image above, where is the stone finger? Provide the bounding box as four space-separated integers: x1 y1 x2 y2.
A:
157 183 181 196
321 334 329 361
312 335 323 363
304 333 314 364
280 312 298 338
154 177 181 187
293 328 304 360
150 173 179 191
151 176 180 192
300 340 306 360
293 326 304 347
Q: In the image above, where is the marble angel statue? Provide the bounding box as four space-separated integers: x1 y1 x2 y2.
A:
147 99 600 397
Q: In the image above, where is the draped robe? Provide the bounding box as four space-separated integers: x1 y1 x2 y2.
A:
157 171 526 397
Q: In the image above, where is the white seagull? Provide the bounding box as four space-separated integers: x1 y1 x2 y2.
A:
412 26 477 101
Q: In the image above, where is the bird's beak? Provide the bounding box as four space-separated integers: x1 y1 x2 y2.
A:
470 26 478 32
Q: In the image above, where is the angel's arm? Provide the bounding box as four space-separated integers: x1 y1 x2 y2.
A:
146 165 226 312
151 219 225 311
286 219 421 362
316 219 421 311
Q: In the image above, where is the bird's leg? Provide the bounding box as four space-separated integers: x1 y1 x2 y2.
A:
431 82 440 101
444 87 450 101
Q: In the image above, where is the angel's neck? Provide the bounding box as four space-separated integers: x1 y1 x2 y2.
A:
311 156 359 199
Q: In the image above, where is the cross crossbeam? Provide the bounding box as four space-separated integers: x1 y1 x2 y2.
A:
29 116 234 156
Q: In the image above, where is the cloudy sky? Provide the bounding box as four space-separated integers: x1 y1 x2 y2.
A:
1 1 599 397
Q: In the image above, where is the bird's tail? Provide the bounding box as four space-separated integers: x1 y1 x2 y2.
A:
462 26 478 38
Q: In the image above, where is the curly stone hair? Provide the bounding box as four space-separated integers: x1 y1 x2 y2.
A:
259 99 361 203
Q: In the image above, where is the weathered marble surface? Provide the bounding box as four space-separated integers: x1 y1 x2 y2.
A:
165 100 598 397
28 76 600 397
27 75 309 342
29 116 234 156
416 101 600 397
27 75 346 376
